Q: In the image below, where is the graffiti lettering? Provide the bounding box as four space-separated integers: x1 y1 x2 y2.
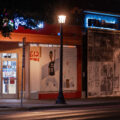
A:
30 50 40 61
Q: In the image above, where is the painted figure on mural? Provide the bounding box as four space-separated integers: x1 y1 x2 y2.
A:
48 50 56 76
101 64 113 95
45 49 58 90
40 48 59 91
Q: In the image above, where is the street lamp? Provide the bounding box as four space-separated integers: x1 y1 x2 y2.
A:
56 15 66 104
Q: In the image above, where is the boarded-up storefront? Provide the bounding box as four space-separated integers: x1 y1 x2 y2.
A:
87 29 120 97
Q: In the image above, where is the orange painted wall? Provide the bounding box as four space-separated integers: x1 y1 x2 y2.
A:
0 23 82 46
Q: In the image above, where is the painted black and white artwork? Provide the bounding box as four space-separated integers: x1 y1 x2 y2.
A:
30 47 77 93
87 29 120 97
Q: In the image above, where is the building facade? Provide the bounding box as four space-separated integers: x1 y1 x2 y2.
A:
0 23 82 99
1 10 119 100
83 11 120 98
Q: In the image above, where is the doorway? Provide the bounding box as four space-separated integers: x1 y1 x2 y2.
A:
1 53 18 98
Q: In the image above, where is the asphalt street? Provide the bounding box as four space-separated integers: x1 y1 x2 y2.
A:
0 104 120 120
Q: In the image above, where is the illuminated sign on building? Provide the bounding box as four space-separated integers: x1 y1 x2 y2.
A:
84 11 119 30
14 17 44 30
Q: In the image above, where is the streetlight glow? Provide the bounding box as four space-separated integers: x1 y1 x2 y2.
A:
58 15 66 23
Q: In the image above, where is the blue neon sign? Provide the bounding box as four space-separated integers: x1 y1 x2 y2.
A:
84 11 119 30
14 17 44 30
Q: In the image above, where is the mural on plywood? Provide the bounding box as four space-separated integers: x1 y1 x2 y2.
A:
30 47 77 92
40 47 77 92
87 29 120 97
41 48 59 91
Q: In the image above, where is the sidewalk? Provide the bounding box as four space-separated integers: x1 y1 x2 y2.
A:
0 97 120 111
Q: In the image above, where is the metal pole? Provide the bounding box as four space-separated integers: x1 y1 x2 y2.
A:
56 23 66 104
21 37 26 107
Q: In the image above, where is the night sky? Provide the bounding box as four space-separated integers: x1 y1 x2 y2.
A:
0 0 119 13
0 0 120 23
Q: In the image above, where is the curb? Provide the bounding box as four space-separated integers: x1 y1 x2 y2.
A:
0 101 120 111
27 101 120 111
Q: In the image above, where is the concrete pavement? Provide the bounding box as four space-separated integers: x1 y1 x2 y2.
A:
0 97 120 111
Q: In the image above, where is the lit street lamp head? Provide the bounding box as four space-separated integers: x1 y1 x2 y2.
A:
58 15 66 24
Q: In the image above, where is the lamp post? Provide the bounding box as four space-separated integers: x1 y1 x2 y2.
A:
56 15 66 104
21 37 26 107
